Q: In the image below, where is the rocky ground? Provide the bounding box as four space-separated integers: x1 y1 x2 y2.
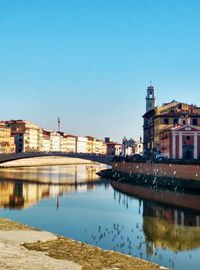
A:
0 217 169 270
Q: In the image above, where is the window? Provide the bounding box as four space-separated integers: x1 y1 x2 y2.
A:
163 118 169 125
149 92 153 98
193 119 198 125
183 120 186 125
173 118 178 125
186 136 190 140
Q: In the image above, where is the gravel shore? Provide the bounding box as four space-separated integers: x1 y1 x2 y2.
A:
0 217 169 270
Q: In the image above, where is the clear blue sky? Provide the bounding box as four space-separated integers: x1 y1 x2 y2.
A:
1 0 200 142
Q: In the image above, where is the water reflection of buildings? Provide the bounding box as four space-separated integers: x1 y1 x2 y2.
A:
0 165 109 209
0 181 74 209
112 181 200 253
143 202 200 254
0 164 106 185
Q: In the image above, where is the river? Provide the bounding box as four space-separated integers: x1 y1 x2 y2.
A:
0 163 200 270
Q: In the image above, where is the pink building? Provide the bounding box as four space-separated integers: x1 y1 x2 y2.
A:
160 124 200 159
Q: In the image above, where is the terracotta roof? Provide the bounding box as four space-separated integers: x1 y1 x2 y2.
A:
106 142 122 146
66 134 77 138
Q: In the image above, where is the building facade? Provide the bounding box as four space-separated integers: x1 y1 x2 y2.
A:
4 120 41 153
50 131 61 152
0 123 15 154
76 137 87 153
143 85 200 158
61 134 68 152
106 142 122 156
0 119 114 156
66 135 77 153
94 139 104 154
134 141 143 155
40 130 51 152
86 136 96 153
122 137 135 156
160 123 200 159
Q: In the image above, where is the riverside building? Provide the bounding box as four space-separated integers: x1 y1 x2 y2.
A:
50 131 61 152
86 137 106 154
0 123 15 154
4 120 41 153
86 136 96 154
159 118 200 159
76 136 88 153
66 135 77 153
94 139 105 154
61 133 68 152
1 119 115 155
134 141 143 155
40 130 51 152
105 138 122 156
143 85 200 159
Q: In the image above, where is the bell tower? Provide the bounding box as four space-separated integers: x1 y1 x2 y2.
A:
146 84 156 112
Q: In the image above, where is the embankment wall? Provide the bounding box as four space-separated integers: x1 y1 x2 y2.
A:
113 162 200 181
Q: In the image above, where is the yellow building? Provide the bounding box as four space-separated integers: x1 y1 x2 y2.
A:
153 101 179 149
61 133 68 152
66 135 77 153
0 123 15 153
4 120 41 153
86 136 96 153
102 143 107 155
40 130 51 152
94 139 104 154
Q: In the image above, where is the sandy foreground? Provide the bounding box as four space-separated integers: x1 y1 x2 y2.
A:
0 217 169 270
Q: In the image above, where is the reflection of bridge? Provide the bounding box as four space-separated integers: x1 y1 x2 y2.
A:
0 152 113 165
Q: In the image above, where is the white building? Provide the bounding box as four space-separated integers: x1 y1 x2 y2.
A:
122 137 135 156
134 141 143 155
50 132 61 152
76 137 88 153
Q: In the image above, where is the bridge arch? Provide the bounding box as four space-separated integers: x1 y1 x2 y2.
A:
0 152 113 166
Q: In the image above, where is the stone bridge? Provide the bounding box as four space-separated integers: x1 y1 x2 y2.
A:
0 152 113 165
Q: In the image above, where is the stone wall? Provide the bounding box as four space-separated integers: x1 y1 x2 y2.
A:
113 162 200 181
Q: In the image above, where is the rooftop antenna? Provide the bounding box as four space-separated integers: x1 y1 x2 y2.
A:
150 80 152 86
58 117 61 132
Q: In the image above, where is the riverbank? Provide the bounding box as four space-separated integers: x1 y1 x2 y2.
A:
100 162 200 191
0 156 93 168
113 161 200 181
0 217 168 270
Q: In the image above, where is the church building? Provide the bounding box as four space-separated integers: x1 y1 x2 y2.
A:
143 85 200 159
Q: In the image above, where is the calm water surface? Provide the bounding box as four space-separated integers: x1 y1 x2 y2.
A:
0 164 200 270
